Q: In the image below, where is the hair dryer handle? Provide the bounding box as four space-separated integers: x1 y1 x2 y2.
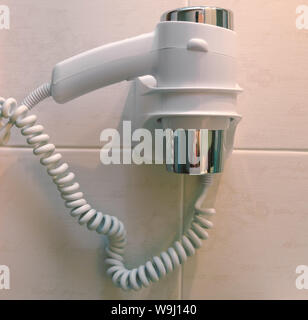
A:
51 32 155 103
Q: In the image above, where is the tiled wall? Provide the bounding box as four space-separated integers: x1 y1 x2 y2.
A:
0 0 308 299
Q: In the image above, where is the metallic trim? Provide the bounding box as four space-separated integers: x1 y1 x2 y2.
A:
165 129 225 175
161 6 233 30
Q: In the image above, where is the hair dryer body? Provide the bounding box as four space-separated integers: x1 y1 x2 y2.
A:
51 17 241 174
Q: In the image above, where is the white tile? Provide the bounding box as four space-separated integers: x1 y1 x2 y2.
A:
0 0 187 148
190 0 308 150
0 148 183 299
182 150 308 299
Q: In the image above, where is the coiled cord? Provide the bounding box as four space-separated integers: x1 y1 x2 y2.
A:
0 84 216 291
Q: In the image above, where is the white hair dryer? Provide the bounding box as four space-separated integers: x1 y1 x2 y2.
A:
0 6 241 291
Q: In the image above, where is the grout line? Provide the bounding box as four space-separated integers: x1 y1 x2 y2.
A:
0 145 102 151
179 174 185 300
2 145 308 154
234 147 308 153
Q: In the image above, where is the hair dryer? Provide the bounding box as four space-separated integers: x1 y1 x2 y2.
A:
0 6 241 291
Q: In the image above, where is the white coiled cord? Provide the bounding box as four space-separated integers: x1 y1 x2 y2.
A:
0 84 216 291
